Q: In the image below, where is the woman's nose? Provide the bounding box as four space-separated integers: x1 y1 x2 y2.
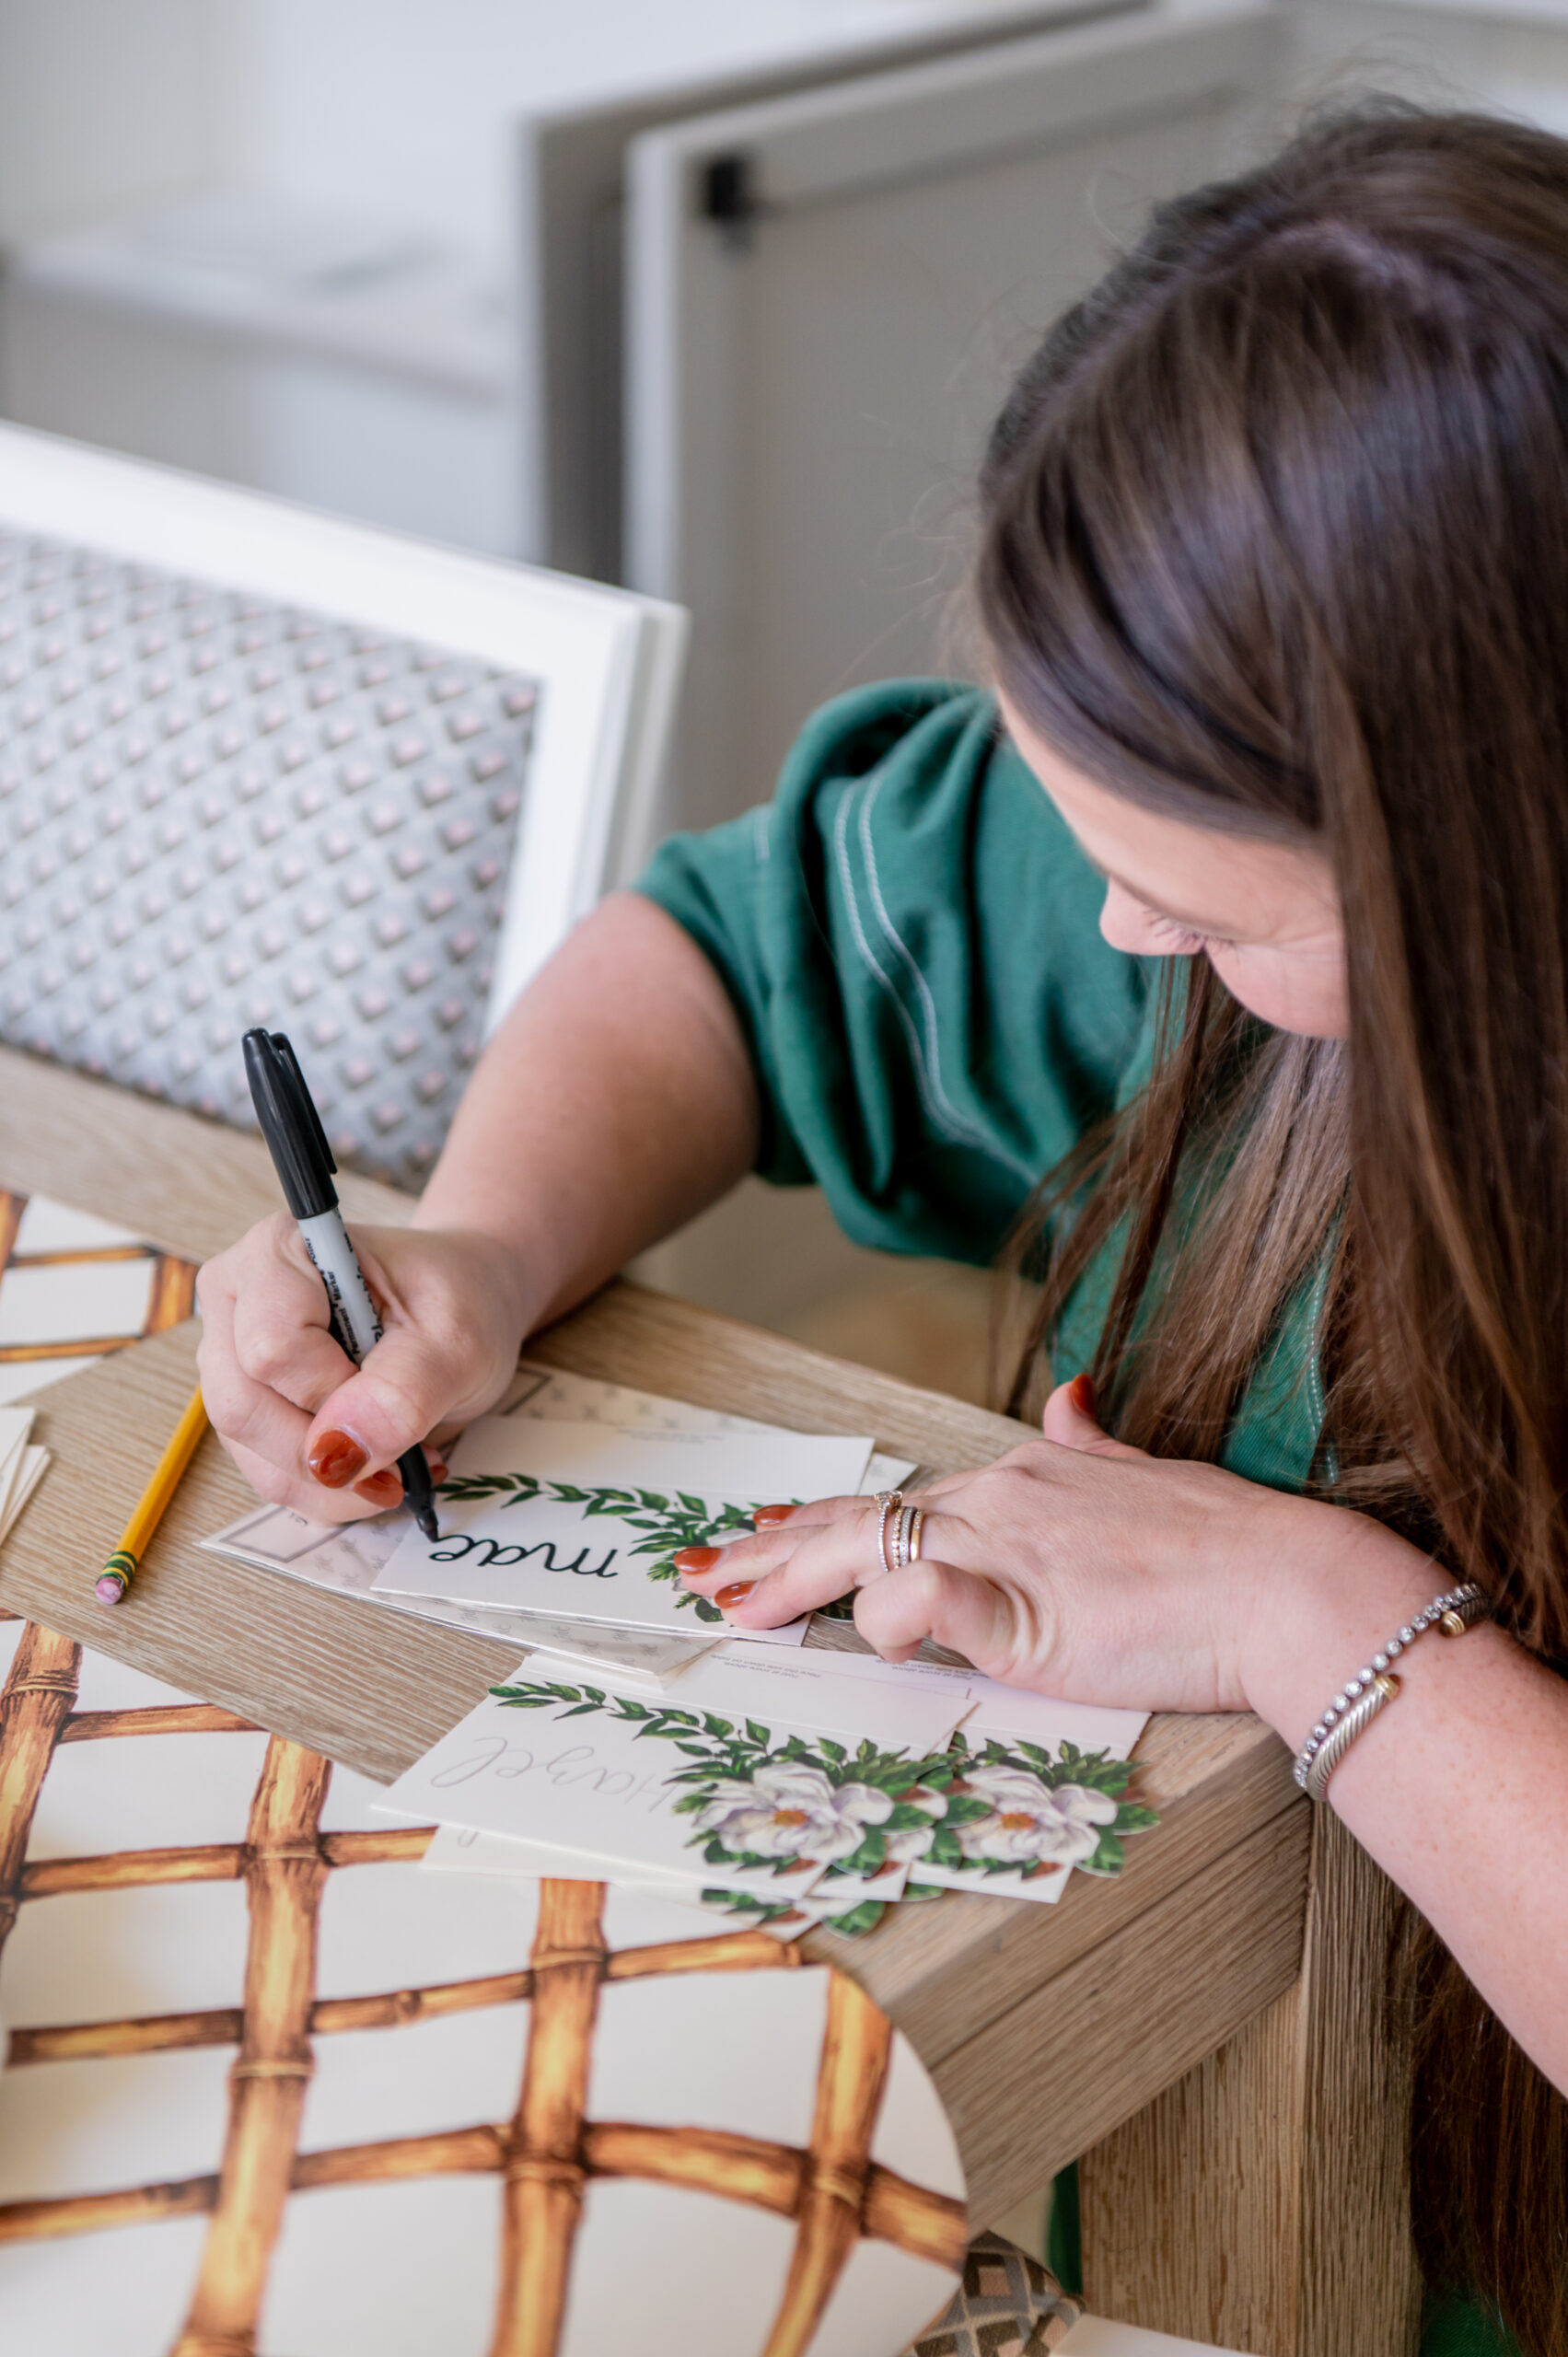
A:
1098 880 1181 957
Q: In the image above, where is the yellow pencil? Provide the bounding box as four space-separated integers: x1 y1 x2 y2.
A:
96 1384 209 1605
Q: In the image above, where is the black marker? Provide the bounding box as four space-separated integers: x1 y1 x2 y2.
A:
243 1028 440 1541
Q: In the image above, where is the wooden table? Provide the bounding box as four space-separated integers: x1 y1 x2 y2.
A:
0 1047 1419 2357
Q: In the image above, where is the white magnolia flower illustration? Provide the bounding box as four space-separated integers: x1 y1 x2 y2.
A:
954 1763 1118 1871
692 1762 893 1863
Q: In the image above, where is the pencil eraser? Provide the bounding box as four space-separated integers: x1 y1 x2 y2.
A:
96 1573 126 1604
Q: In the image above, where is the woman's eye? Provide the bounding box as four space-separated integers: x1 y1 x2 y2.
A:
1145 914 1210 953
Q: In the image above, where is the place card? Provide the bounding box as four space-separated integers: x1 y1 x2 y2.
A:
374 1659 958 1907
421 1821 703 1890
579 1636 970 1745
370 1417 874 1637
200 1499 722 1687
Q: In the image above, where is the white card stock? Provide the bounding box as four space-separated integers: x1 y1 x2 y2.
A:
369 1416 873 1637
374 1678 830 1904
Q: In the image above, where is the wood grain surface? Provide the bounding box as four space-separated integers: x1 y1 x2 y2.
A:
0 1048 1333 2284
1079 1808 1421 2357
949 1805 1311 2226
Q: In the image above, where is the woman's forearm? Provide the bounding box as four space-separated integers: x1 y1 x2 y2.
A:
1242 1512 1568 2092
414 891 761 1329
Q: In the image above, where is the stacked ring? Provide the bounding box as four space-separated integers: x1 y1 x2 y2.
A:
889 1502 924 1571
874 1489 904 1578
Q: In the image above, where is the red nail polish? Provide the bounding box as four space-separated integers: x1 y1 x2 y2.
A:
428 1460 449 1486
1069 1373 1097 1415
674 1547 722 1571
309 1429 368 1488
353 1469 403 1509
751 1503 796 1527
716 1581 756 1607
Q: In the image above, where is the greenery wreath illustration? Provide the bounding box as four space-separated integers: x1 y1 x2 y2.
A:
437 1473 767 1620
489 1675 1158 1925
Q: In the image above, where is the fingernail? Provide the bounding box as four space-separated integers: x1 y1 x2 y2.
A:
353 1469 403 1509
674 1547 722 1572
1069 1372 1097 1415
751 1503 796 1527
716 1581 756 1608
428 1459 449 1485
309 1429 368 1488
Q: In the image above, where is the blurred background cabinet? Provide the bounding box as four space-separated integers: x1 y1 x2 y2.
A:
621 3 1277 835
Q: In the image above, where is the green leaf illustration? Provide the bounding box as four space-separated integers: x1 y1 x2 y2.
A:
699 1886 803 1927
819 1900 886 1940
936 1795 994 1827
1082 1829 1125 1877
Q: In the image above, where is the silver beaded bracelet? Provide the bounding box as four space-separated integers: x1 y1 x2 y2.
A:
1293 1580 1488 1801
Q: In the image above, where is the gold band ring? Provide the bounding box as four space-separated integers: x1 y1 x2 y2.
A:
888 1502 924 1572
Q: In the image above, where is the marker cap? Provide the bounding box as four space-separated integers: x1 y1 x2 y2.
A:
242 1028 339 1220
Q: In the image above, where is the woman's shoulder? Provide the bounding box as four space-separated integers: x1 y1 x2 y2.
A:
771 677 1139 1011
635 677 1156 1254
770 677 1098 885
775 676 1031 809
774 676 993 786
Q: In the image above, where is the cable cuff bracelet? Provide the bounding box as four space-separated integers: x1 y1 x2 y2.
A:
1293 1580 1488 1802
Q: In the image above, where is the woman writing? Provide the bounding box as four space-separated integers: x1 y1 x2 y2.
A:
199 108 1568 2356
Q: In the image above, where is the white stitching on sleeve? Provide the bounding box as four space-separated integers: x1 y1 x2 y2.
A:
831 773 1036 1183
856 768 1037 1182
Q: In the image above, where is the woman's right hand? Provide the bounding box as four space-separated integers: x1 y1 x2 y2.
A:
196 1215 533 1522
195 893 761 1525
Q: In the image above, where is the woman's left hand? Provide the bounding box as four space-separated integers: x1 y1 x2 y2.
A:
676 1376 1406 1714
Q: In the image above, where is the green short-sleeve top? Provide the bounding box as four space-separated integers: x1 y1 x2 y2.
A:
635 679 1522 2357
640 679 1146 1255
636 677 1327 1494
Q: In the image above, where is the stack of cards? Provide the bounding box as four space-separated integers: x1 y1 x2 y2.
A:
370 1414 877 1641
0 1406 48 1548
378 1634 1156 1941
200 1359 1160 1937
202 1361 916 1689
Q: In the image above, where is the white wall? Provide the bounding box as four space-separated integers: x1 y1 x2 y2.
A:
1287 2 1568 130
1 1 1119 269
212 1 1086 261
0 0 223 240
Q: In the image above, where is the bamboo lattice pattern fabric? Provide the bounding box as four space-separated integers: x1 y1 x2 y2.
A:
0 1187 196 1386
0 1616 969 2355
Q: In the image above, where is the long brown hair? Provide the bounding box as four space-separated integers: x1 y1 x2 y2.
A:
976 104 1568 2352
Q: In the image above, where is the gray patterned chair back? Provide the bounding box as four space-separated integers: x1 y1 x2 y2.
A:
0 523 539 1188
